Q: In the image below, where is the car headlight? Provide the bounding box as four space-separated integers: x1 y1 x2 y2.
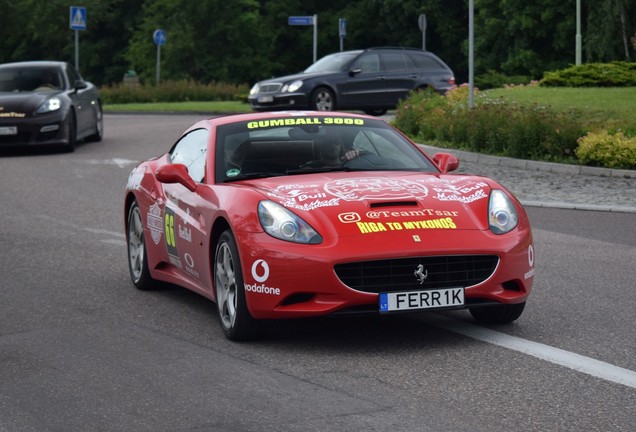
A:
36 97 62 114
249 84 260 95
258 200 322 244
285 80 303 93
489 189 518 234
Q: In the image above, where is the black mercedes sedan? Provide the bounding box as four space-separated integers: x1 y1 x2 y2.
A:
248 47 455 116
0 61 103 152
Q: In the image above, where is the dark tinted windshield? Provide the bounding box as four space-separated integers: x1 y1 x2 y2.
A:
0 67 63 92
304 51 361 73
214 115 438 183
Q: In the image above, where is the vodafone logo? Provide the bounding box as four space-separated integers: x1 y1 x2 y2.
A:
251 259 270 283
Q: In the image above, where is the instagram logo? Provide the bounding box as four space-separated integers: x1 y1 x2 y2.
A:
338 212 361 223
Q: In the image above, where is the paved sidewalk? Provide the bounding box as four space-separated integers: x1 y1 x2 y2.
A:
418 144 636 214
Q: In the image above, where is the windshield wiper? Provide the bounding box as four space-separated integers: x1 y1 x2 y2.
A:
223 172 285 183
286 167 355 175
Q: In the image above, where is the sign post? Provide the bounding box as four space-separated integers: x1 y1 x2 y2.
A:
288 15 318 63
418 14 427 51
69 6 87 71
153 29 167 85
339 18 347 52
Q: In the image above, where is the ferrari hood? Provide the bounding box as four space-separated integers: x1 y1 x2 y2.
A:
0 91 60 115
248 172 496 232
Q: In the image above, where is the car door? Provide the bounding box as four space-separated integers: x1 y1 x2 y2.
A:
160 128 212 291
65 63 93 136
380 51 417 105
337 52 385 108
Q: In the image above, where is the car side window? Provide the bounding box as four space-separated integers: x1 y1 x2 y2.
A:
381 52 406 71
352 54 380 73
409 53 444 70
66 65 81 88
169 128 209 183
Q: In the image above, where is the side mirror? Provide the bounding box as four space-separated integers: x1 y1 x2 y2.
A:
348 68 362 77
74 80 88 90
156 164 197 192
432 152 459 173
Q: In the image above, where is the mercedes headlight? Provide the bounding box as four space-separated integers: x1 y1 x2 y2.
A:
36 97 62 114
249 83 260 95
258 200 322 244
488 189 518 234
284 80 303 93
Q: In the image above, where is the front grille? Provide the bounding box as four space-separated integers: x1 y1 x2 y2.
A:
259 84 282 94
334 255 499 294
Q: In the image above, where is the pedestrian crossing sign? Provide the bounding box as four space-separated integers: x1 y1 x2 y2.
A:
70 6 87 30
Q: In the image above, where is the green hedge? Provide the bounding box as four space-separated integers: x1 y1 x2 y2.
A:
394 86 583 163
541 62 636 87
100 79 249 104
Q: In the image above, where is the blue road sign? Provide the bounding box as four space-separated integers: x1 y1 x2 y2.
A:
69 6 87 31
153 29 167 46
339 18 347 38
288 16 314 26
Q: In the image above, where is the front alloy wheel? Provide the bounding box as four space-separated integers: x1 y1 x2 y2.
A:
214 230 259 341
126 200 155 290
311 87 335 111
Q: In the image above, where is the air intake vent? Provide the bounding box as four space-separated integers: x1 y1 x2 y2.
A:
335 255 499 294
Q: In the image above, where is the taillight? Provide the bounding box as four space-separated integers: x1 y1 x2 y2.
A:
449 76 456 86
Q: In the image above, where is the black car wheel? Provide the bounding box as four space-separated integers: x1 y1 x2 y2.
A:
214 230 260 341
126 200 156 290
62 111 77 152
86 102 103 142
363 109 387 116
311 86 335 111
469 302 526 324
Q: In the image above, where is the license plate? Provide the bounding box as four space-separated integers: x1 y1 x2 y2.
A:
257 96 274 103
0 126 17 135
379 287 464 312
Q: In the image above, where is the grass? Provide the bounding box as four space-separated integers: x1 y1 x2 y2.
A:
104 100 250 113
482 86 636 133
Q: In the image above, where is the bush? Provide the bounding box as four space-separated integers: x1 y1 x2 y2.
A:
541 62 636 87
100 79 249 104
475 70 533 90
576 131 636 169
393 85 583 162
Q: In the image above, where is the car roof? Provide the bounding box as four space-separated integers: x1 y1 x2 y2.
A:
0 61 67 70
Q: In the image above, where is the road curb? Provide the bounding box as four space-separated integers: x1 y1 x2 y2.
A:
417 143 635 179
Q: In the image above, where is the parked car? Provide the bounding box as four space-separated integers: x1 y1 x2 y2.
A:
248 47 455 116
0 61 103 152
124 111 534 341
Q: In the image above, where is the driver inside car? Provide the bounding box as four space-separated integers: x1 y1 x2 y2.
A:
301 129 359 168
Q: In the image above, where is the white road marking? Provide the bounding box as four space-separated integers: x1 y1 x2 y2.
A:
429 314 636 389
82 158 138 168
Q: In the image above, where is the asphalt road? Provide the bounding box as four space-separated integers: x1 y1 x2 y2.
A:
0 114 634 432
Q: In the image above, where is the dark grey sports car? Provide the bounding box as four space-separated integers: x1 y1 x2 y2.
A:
0 61 103 152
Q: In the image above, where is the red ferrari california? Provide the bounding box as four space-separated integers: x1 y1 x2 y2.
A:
125 111 535 340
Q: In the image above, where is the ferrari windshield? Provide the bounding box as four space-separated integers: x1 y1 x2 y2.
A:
304 51 361 73
214 115 439 183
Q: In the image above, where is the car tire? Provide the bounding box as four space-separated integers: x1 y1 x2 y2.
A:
214 230 260 341
85 101 103 142
126 200 156 290
62 111 77 152
363 109 387 116
311 86 335 111
469 302 526 324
